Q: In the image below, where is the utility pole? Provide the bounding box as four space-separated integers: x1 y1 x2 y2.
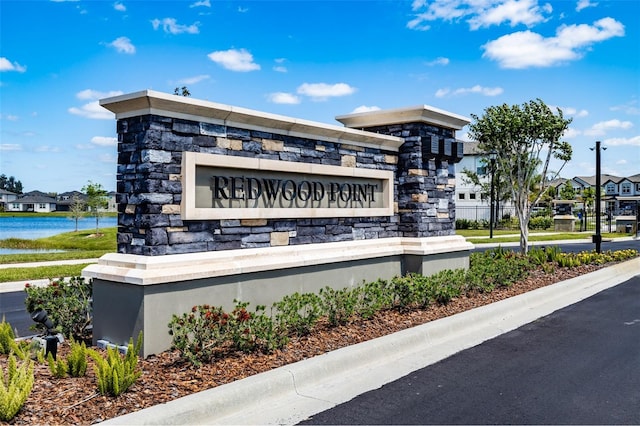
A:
590 141 604 253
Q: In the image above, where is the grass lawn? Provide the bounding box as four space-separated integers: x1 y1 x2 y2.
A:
0 227 116 282
463 231 633 244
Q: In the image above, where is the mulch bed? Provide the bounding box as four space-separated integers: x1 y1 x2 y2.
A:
6 264 603 425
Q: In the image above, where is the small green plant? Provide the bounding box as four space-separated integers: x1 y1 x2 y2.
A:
24 276 92 341
357 279 392 319
47 339 88 378
0 319 26 360
0 319 16 355
273 292 322 336
319 286 359 327
89 333 143 397
47 352 67 378
0 353 34 421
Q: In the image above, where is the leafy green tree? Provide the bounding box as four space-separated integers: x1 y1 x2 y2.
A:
580 187 593 210
559 183 576 200
67 195 86 232
0 174 23 194
174 86 191 97
468 99 573 253
82 181 108 235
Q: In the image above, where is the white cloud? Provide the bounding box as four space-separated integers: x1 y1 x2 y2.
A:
109 36 135 54
177 74 210 85
435 85 503 97
99 153 117 163
610 101 640 116
0 57 26 72
91 136 118 147
560 106 589 118
0 144 22 151
190 0 210 7
468 0 551 30
425 57 450 66
114 2 126 12
408 0 552 31
151 18 200 35
35 145 61 153
0 114 19 121
76 89 123 100
267 92 300 104
584 119 634 136
297 83 356 101
616 159 628 165
69 89 122 120
563 127 581 139
576 0 597 12
482 17 624 68
273 58 288 73
603 135 640 147
351 105 381 113
208 48 260 72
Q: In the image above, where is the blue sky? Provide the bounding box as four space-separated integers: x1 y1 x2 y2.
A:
1 0 638 194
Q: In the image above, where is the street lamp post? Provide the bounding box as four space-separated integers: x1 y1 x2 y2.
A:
489 150 497 239
590 141 605 253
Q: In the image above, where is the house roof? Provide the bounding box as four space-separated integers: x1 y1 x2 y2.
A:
0 189 18 195
462 141 482 155
15 194 57 204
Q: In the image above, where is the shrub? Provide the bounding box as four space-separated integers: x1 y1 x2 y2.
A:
89 333 142 397
168 305 231 366
319 286 359 327
273 292 322 336
357 279 392 319
528 216 552 230
24 277 92 341
0 353 34 421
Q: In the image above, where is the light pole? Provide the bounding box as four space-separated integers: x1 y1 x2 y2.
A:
489 150 497 239
590 141 606 253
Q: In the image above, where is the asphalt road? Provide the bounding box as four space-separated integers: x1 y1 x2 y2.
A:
300 274 640 425
0 290 34 338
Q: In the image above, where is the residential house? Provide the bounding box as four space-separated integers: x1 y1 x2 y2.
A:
454 141 515 221
0 189 19 211
55 191 88 212
5 191 57 213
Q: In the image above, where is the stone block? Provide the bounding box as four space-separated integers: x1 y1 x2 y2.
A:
240 219 268 227
270 231 290 246
341 155 356 168
262 139 284 151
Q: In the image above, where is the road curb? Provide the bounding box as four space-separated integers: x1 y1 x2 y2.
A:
103 256 640 425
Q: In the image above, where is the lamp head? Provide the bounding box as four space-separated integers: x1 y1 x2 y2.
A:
31 308 54 332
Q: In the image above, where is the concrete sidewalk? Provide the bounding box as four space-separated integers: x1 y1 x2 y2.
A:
102 256 640 425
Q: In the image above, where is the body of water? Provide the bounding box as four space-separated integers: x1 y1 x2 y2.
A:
0 216 117 240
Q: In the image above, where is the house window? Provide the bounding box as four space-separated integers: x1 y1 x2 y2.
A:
636 183 640 192
476 166 487 176
458 193 466 200
606 183 616 193
469 193 477 200
621 183 631 194
12 204 19 209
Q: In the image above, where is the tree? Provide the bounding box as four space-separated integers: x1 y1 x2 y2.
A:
82 181 108 235
468 99 573 254
580 187 597 212
0 174 23 194
174 86 191 97
559 183 576 200
68 195 86 232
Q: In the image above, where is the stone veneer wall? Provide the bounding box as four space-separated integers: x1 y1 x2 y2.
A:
360 122 462 238
116 114 462 256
